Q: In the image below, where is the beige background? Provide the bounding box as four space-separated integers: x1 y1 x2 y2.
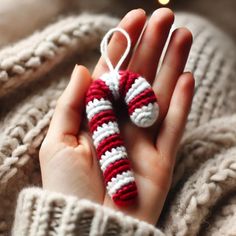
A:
0 0 235 49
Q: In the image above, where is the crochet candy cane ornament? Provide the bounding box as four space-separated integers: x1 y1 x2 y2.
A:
86 28 159 206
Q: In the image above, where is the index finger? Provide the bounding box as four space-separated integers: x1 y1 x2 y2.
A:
92 9 146 79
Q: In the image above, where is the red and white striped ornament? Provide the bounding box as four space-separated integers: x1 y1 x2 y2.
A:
86 28 159 206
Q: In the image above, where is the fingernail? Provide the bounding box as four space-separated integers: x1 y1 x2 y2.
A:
70 64 79 80
152 7 174 19
152 8 161 17
125 8 146 19
135 8 146 16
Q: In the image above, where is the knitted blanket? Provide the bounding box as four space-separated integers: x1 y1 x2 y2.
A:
0 11 236 235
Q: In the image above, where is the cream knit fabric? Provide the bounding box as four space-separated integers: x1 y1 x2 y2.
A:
0 11 235 236
12 187 164 235
0 0 71 48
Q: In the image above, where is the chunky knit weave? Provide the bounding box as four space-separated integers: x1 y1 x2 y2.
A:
12 187 164 236
0 9 235 236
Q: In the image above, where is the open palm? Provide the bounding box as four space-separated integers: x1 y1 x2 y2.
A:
39 8 194 225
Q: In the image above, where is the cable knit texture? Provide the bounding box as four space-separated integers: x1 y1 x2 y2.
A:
12 187 164 236
0 7 235 236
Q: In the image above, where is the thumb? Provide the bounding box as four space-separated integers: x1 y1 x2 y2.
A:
46 65 92 141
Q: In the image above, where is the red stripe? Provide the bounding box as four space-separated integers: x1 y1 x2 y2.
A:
129 96 157 115
126 73 140 94
128 88 155 107
89 110 117 133
119 70 139 96
112 182 138 206
86 79 113 104
97 134 125 159
116 182 137 197
103 159 131 184
128 89 157 115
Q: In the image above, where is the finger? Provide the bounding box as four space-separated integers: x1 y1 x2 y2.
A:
156 72 195 165
128 8 174 83
46 65 92 141
92 9 146 79
153 28 193 124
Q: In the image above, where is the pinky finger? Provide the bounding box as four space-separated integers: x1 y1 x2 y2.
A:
156 72 195 167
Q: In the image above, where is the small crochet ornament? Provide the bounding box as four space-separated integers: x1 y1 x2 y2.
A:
86 28 159 206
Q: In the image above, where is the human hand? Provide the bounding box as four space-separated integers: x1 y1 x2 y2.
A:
39 8 194 225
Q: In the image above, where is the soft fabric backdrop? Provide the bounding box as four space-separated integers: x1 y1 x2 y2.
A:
0 1 236 235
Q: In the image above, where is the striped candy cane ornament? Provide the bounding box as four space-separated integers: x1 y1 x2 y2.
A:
86 28 159 206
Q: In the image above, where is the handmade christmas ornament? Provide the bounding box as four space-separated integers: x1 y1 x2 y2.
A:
86 28 159 206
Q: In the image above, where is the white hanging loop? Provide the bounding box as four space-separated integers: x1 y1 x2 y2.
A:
100 27 131 74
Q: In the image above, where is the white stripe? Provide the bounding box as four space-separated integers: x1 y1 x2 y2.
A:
86 98 112 120
130 103 159 128
100 72 120 99
107 170 135 196
92 121 119 147
100 146 127 172
125 76 151 103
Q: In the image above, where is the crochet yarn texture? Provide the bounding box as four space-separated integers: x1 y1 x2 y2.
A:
85 28 159 206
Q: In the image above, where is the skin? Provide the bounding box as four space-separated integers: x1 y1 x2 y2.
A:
39 8 195 225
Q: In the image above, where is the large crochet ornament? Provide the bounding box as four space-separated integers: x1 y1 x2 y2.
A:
86 28 159 206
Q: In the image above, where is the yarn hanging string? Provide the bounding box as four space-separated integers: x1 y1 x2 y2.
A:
86 27 159 206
